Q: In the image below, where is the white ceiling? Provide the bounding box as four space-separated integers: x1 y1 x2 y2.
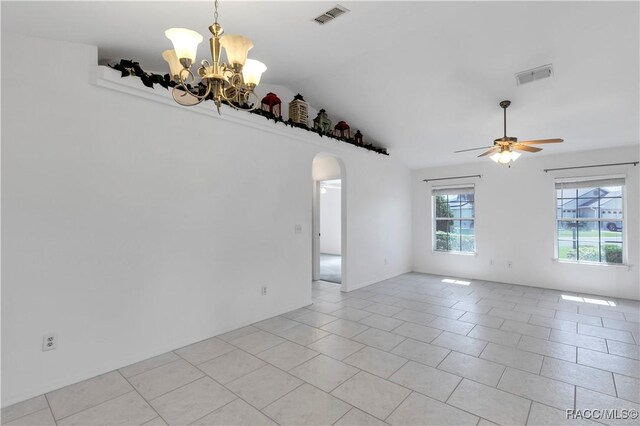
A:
2 1 638 169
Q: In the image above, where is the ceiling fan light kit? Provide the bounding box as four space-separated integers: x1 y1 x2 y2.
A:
455 100 564 165
163 0 267 114
490 150 521 164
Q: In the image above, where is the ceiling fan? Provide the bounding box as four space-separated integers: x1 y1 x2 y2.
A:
455 100 563 164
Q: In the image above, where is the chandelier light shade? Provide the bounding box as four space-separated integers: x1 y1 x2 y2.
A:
162 49 183 80
164 28 203 65
162 0 266 114
242 59 267 86
220 34 253 67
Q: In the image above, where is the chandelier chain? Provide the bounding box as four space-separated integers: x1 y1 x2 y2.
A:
214 0 219 23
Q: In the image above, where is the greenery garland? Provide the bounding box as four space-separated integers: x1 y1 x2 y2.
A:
109 60 389 156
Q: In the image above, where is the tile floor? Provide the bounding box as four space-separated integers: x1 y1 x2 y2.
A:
2 273 639 425
320 254 342 284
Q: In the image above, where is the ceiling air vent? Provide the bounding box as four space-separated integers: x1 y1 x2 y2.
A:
314 5 349 25
515 64 553 85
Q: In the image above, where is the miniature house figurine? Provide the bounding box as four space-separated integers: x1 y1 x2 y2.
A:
313 109 332 134
354 130 364 145
334 121 351 139
288 94 309 127
260 92 282 118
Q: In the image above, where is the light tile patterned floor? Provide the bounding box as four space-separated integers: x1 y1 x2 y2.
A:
3 273 639 425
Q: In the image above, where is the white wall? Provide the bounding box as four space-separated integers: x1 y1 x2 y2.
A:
0 33 413 406
412 146 640 300
320 184 341 255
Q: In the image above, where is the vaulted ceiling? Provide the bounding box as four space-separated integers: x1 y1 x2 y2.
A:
2 1 638 168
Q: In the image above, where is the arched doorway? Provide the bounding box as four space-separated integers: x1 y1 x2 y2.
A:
312 153 346 291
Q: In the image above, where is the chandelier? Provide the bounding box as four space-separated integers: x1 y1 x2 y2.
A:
162 0 266 114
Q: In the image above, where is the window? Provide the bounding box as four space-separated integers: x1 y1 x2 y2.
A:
555 177 624 264
432 186 475 253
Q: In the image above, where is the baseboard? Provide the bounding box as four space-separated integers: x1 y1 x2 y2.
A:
346 268 412 292
410 268 640 302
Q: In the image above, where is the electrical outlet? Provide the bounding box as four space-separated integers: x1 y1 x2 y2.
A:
261 286 268 296
294 224 302 234
42 334 57 351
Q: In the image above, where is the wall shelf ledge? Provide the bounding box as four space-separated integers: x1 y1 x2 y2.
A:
91 66 387 157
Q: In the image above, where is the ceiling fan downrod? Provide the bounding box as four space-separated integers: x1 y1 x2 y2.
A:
499 100 511 139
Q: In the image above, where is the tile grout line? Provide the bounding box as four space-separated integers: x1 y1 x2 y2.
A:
2 406 55 426
43 393 58 426
337 368 474 422
185 351 291 425
443 377 465 405
434 350 455 370
523 400 533 425
496 366 508 388
321 356 364 395
135 364 208 403
44 370 156 424
329 406 354 425
186 397 240 425
387 336 409 353
323 377 389 423
116 372 170 426
122 353 182 381
382 389 414 423
442 360 468 403
53 390 139 424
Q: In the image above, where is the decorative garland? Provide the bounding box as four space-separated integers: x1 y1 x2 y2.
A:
109 60 389 156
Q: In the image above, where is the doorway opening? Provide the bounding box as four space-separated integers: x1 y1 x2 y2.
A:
312 153 345 290
319 179 342 283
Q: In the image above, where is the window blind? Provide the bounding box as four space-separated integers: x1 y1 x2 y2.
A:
432 185 475 196
555 177 625 190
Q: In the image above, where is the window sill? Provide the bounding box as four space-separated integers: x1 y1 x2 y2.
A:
432 250 477 256
553 259 630 269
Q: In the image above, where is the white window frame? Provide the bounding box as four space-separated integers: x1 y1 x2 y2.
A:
431 184 476 255
553 175 627 266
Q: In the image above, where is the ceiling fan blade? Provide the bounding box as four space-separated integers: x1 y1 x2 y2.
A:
513 144 542 153
478 147 500 157
454 146 494 153
519 138 564 145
